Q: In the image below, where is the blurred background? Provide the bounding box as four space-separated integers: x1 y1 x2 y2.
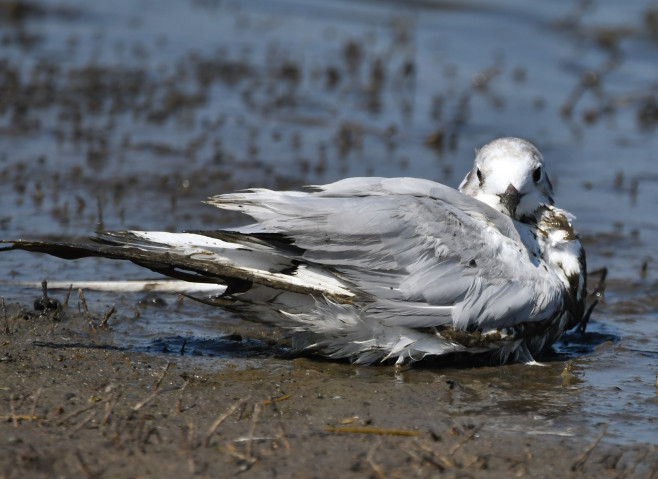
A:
1 0 657 444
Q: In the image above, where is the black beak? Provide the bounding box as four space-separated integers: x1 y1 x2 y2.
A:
498 184 521 217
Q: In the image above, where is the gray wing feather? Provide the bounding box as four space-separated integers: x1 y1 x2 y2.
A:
208 177 565 331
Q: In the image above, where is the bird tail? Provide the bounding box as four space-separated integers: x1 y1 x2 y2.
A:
0 230 355 304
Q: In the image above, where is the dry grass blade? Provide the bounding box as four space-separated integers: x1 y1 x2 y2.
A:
367 439 386 479
9 394 19 428
448 425 482 455
57 403 97 426
2 297 8 333
63 284 73 308
101 389 123 426
99 306 116 329
132 363 170 411
261 393 291 406
132 390 159 412
246 402 261 459
68 410 98 438
202 397 250 448
0 414 41 421
324 426 421 437
74 449 96 479
276 424 291 451
412 440 455 471
177 376 190 413
154 362 171 391
78 288 97 333
29 387 43 422
571 424 608 471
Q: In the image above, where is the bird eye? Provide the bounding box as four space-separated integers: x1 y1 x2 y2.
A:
476 168 483 184
532 166 542 183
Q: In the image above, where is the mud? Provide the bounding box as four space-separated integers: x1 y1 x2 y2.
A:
1 0 658 477
0 297 654 478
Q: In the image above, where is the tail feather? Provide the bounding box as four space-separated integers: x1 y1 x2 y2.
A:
1 232 355 303
2 280 226 295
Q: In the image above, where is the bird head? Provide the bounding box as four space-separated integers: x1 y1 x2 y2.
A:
459 137 554 222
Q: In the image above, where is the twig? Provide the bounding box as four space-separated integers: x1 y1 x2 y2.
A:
571 424 608 471
68 410 97 438
29 387 43 422
188 422 196 449
224 443 257 470
367 439 386 479
41 280 49 303
233 435 278 443
276 424 291 451
132 391 158 412
177 376 190 413
99 306 116 329
9 394 19 428
261 393 291 406
400 444 428 476
102 399 114 426
448 425 482 455
101 389 122 426
203 397 250 448
324 426 421 437
132 364 170 411
411 441 454 471
63 284 73 308
57 403 97 426
0 414 41 421
2 297 8 333
74 449 94 479
142 426 162 446
78 289 97 333
154 362 171 391
246 402 261 459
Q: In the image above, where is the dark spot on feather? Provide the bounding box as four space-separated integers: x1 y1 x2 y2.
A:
440 329 503 348
279 261 300 276
543 211 577 240
222 278 253 296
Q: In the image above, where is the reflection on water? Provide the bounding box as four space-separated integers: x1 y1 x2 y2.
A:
1 0 657 445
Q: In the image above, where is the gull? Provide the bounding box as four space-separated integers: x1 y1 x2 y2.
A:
1 138 590 365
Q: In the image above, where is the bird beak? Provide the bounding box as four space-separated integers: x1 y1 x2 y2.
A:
498 184 521 217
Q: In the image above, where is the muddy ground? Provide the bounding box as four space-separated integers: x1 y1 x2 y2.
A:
0 296 655 478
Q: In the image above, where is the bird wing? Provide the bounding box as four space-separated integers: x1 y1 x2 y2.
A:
208 177 566 331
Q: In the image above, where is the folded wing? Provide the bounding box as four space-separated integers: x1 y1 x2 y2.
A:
208 177 566 332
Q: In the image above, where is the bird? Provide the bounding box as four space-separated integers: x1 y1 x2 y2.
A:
1 137 590 365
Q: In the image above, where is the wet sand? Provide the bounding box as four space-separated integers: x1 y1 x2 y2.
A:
0 298 655 478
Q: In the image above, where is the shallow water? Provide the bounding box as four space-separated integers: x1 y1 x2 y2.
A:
1 0 657 446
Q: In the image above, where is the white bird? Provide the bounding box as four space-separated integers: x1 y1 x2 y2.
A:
1 137 590 365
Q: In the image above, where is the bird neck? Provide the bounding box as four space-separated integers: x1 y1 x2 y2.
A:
534 206 587 324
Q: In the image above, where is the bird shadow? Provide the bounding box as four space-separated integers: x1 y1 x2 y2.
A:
138 320 620 368
141 334 288 359
548 326 619 360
